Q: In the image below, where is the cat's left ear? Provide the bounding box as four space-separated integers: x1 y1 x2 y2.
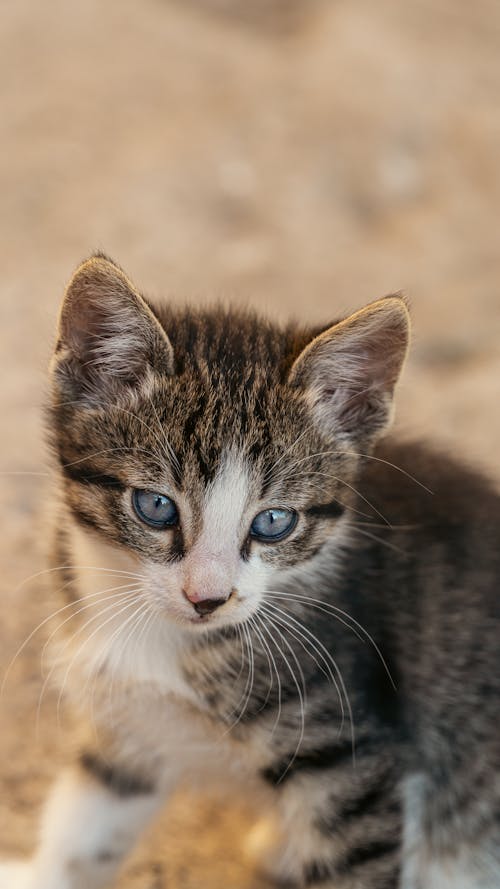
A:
288 296 410 445
51 255 174 402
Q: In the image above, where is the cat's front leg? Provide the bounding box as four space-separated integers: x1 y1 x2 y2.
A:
260 744 401 889
0 752 166 889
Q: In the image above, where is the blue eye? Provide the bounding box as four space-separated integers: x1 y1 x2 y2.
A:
250 508 297 542
132 490 179 529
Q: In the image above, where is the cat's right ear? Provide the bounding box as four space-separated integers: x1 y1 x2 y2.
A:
50 255 174 403
288 296 410 447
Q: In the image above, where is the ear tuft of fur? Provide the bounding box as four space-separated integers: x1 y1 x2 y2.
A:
51 256 174 402
288 296 410 445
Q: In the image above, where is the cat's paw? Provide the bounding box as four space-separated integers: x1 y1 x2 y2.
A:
0 862 33 889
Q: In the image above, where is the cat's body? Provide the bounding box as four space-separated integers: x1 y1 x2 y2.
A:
0 255 499 889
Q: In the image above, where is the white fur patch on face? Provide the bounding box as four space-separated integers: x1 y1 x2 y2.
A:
183 453 251 601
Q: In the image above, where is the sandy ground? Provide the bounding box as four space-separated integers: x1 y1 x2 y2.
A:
0 0 499 886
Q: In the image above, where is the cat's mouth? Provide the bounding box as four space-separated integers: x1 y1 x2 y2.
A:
180 610 234 633
187 612 216 624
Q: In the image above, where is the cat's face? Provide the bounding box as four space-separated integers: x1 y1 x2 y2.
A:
49 256 409 636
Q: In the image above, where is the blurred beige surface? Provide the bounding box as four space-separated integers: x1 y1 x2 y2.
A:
0 0 499 886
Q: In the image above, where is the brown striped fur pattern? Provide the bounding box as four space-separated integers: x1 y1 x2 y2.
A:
1 255 499 889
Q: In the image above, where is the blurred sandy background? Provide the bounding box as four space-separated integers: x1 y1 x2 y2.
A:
0 0 499 886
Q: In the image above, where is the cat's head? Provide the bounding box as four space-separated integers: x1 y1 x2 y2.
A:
49 255 409 635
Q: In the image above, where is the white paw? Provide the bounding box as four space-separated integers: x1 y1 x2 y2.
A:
0 862 33 889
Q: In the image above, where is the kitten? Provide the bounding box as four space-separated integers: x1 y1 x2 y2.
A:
0 254 499 889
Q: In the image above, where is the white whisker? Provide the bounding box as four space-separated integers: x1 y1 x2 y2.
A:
62 445 163 470
260 613 306 783
35 589 141 734
13 563 146 595
247 615 274 714
262 602 352 747
253 613 282 736
263 422 318 483
0 470 49 477
85 600 148 741
346 522 407 555
94 598 149 729
1 580 143 700
223 623 255 734
265 591 363 643
348 451 434 495
265 591 396 691
55 596 140 727
39 583 145 675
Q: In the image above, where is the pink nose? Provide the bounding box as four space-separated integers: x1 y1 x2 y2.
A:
183 589 233 616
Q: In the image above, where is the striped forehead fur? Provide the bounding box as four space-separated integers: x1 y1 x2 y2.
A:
50 308 357 515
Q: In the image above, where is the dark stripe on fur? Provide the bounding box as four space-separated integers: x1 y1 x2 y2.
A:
170 526 185 560
305 501 345 520
62 462 125 490
319 775 400 834
335 838 400 875
261 738 358 786
303 860 335 885
80 752 154 797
